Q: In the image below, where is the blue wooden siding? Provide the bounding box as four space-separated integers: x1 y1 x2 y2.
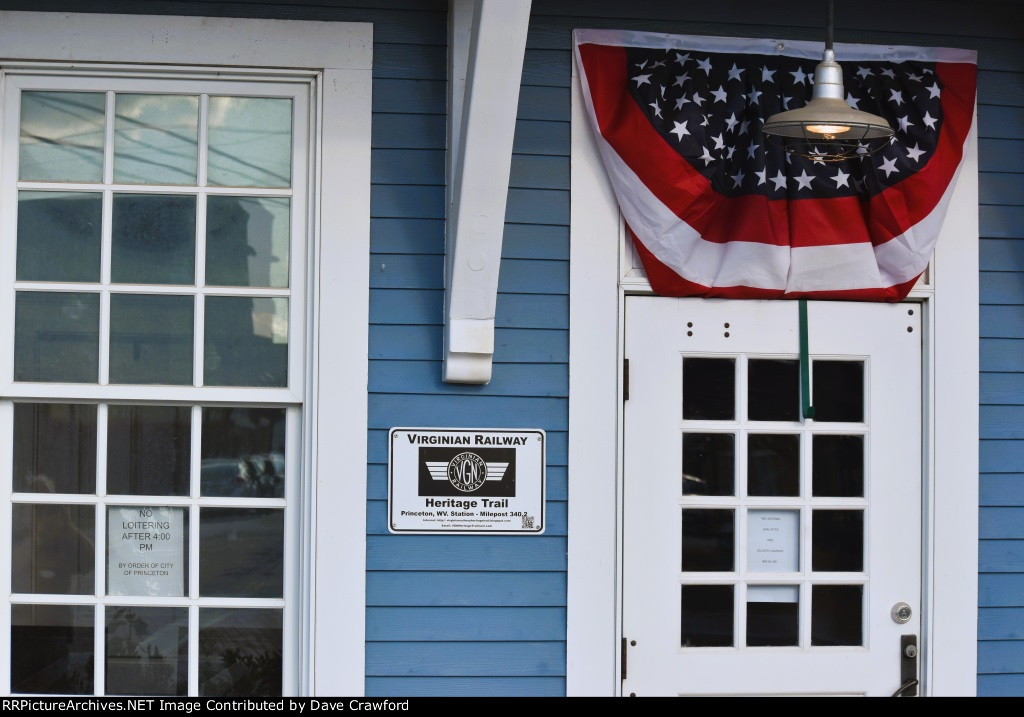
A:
6 0 1023 697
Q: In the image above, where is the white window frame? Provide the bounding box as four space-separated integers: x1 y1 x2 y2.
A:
0 11 372 696
566 49 979 696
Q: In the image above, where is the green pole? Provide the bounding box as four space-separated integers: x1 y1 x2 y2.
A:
799 299 815 420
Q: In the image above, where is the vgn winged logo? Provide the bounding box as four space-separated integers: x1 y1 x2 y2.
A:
418 447 516 497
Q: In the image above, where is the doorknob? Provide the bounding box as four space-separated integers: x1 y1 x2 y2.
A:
891 635 919 697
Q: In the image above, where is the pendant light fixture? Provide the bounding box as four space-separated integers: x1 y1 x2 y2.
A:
761 0 894 161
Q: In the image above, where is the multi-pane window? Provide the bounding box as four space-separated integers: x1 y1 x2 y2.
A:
3 73 310 696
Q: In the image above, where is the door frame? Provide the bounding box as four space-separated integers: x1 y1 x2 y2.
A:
566 49 979 696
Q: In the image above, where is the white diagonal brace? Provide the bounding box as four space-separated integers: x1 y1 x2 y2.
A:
443 0 531 383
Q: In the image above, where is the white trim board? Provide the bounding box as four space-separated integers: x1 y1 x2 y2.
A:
566 46 979 696
0 11 372 697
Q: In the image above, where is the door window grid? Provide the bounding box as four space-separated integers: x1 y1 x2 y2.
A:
679 353 870 650
3 72 310 696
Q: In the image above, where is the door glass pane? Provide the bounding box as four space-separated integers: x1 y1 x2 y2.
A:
202 408 286 498
747 434 800 496
681 585 733 647
12 503 95 594
208 96 292 188
683 358 735 420
812 361 864 422
114 94 198 184
748 359 799 421
746 585 799 646
812 510 864 572
11 604 94 694
204 297 288 387
14 403 98 495
107 406 191 496
200 508 284 598
111 194 196 285
813 435 865 497
15 292 100 383
682 433 734 496
206 196 290 288
199 608 282 697
106 606 188 696
747 510 799 572
17 191 102 282
109 294 194 385
811 585 863 646
682 508 734 572
20 91 105 182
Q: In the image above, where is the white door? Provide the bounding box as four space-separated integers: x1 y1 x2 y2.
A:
622 297 922 696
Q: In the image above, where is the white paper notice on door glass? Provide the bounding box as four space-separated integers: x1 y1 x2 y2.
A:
747 509 799 572
107 506 185 596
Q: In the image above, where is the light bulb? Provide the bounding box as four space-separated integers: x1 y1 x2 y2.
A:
805 122 851 136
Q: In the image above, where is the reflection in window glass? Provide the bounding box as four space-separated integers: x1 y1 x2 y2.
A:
199 608 282 697
20 91 105 182
109 294 194 385
202 408 286 498
11 604 94 694
12 503 95 594
683 358 735 420
114 94 198 184
107 406 191 495
15 292 100 383
682 433 734 496
681 585 733 647
106 606 188 696
14 403 98 494
747 434 800 496
17 191 102 282
205 297 288 387
200 509 284 598
208 96 292 188
111 194 196 285
206 196 290 288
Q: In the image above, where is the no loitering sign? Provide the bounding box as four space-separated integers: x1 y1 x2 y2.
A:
388 428 545 534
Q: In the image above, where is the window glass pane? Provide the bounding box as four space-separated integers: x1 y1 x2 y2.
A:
681 508 734 572
748 359 799 421
208 96 292 188
17 191 102 282
747 585 799 647
111 194 196 285
15 292 99 383
205 297 288 387
681 585 733 647
14 403 97 494
20 91 105 182
747 510 799 572
114 94 198 184
682 433 734 496
747 434 800 496
199 608 282 697
683 358 735 420
107 506 188 598
206 196 290 288
200 508 283 598
106 606 188 696
11 604 94 694
812 585 863 646
202 408 286 498
12 503 95 594
107 406 191 496
812 361 864 422
109 294 194 385
812 510 864 572
813 435 865 497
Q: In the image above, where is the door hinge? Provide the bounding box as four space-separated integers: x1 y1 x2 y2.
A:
623 359 630 401
621 636 628 680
